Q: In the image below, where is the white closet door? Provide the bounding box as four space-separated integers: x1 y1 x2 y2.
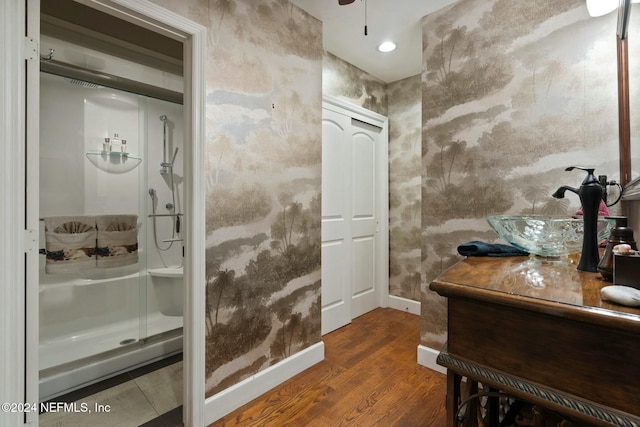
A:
321 108 352 335
321 101 387 335
349 118 381 319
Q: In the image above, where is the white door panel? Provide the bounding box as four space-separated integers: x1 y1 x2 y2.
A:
322 240 348 305
321 239 350 334
321 109 351 335
351 219 376 237
352 131 376 218
321 219 347 241
351 235 377 318
321 98 388 335
321 119 346 218
352 237 375 295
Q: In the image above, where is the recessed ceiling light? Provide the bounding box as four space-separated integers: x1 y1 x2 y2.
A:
378 41 396 53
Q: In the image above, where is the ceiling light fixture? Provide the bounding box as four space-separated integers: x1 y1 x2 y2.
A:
586 0 639 17
586 0 617 16
378 41 396 52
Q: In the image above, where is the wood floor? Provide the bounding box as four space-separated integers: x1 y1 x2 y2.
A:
209 308 447 426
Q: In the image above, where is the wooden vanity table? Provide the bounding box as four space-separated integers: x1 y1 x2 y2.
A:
429 255 640 427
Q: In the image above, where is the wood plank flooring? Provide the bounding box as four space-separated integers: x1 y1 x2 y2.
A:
209 308 447 426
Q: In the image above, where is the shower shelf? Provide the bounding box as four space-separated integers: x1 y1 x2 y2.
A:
86 150 142 174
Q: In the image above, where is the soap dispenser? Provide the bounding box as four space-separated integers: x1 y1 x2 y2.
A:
597 216 638 281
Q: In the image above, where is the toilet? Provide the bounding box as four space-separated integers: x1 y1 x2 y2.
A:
148 267 183 316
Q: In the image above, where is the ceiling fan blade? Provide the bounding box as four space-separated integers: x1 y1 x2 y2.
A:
338 0 356 4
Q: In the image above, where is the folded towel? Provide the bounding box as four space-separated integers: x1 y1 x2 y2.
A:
457 241 529 257
44 216 96 274
96 214 138 268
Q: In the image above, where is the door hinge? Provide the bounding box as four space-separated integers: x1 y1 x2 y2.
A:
24 229 38 253
24 37 38 61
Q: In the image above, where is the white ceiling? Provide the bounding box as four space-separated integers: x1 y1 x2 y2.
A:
289 0 459 83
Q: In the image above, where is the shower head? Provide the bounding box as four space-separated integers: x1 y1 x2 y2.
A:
148 188 157 198
67 78 103 89
160 115 168 122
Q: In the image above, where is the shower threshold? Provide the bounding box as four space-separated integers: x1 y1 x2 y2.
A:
39 327 182 401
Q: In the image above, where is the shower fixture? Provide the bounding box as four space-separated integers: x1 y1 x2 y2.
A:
148 185 180 254
159 115 179 175
160 114 168 172
149 114 183 261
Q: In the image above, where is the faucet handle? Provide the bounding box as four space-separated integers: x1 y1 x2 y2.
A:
565 166 594 173
566 166 598 184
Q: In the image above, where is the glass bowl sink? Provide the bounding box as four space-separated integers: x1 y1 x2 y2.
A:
486 215 615 257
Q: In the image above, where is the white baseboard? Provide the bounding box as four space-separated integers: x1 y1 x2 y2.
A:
388 295 421 316
417 344 447 375
205 341 325 424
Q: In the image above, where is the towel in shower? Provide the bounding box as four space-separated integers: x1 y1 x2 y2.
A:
43 216 97 274
457 241 530 257
96 214 138 268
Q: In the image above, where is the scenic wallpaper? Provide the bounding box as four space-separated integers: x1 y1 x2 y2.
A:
151 0 323 397
387 76 423 301
149 0 640 396
419 0 636 349
201 0 322 397
323 51 388 116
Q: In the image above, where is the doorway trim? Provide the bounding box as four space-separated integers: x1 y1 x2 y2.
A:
7 0 207 425
1 1 30 425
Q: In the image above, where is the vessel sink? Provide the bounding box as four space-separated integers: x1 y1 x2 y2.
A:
486 215 615 257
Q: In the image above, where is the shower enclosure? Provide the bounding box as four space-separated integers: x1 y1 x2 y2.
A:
38 54 184 400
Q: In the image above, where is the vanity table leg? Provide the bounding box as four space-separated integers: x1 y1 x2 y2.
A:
464 380 479 427
485 386 500 426
446 371 461 427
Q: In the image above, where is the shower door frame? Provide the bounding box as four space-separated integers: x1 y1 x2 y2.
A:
16 1 207 426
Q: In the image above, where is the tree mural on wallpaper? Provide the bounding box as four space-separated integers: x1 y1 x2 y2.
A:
151 0 323 402
204 194 321 395
212 0 236 28
423 21 512 120
210 267 236 327
420 0 623 349
400 271 421 301
385 76 423 301
323 52 388 116
196 0 323 398
205 185 272 233
522 186 550 215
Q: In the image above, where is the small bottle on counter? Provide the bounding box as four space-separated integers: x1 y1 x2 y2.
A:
597 216 638 281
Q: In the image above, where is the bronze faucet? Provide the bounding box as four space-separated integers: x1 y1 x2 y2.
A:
552 167 603 272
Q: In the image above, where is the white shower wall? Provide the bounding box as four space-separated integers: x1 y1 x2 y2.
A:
38 42 184 397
